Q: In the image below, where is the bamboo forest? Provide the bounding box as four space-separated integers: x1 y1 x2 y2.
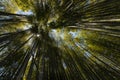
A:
0 0 120 80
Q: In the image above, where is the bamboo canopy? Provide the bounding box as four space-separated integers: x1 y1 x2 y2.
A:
0 0 120 80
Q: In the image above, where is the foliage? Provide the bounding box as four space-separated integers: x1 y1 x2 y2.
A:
0 0 120 80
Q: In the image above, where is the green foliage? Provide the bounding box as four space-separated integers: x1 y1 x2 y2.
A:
14 0 34 11
0 0 120 80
